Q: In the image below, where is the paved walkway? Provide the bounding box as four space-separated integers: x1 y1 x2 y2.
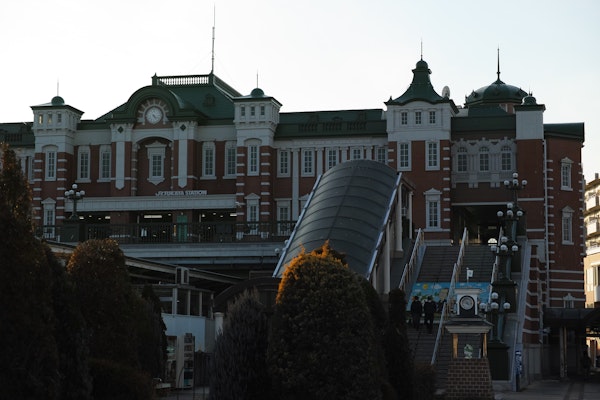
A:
496 374 600 400
160 376 600 400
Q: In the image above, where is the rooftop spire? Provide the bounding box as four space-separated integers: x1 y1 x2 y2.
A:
497 47 501 82
211 5 216 73
420 39 423 60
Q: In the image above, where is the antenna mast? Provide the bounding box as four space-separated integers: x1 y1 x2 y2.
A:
211 5 216 73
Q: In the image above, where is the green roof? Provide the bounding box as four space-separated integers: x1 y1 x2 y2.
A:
276 109 386 139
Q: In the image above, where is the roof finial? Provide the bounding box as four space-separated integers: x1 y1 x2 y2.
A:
211 4 216 73
256 70 259 88
420 38 423 60
57 79 59 96
497 46 501 81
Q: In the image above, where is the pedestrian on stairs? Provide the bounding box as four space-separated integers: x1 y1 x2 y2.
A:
424 296 436 334
410 296 422 330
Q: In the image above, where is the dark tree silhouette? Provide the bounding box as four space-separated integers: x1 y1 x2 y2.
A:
209 288 270 400
268 243 381 400
0 143 60 398
383 288 415 400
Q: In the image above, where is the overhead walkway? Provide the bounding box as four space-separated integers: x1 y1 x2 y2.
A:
273 159 409 294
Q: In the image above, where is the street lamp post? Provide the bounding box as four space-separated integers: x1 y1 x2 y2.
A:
64 183 85 220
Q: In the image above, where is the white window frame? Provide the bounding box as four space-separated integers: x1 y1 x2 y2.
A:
376 146 387 164
202 142 215 178
247 144 259 176
398 142 410 170
562 206 574 244
456 147 467 172
326 148 338 170
42 199 56 239
401 112 408 125
429 111 436 124
277 200 291 235
479 146 490 172
278 149 290 176
246 196 259 235
425 189 442 231
45 147 57 181
426 141 439 171
78 146 91 181
99 145 111 181
561 158 573 190
351 147 362 160
302 149 314 177
224 142 237 178
415 111 422 125
146 141 166 185
501 145 512 171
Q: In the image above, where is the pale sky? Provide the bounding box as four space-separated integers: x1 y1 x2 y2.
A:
1 0 599 181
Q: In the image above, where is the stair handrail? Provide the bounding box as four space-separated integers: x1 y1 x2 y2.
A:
430 227 468 365
486 227 504 306
398 228 425 293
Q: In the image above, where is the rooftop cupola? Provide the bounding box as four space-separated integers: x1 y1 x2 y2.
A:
386 58 447 105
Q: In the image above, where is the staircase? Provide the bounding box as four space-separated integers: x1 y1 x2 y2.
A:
407 244 495 392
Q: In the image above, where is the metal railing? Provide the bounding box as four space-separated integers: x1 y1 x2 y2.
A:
431 227 468 365
35 220 296 244
398 228 425 293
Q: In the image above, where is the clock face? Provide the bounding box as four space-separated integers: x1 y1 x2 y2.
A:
146 106 163 124
460 295 475 311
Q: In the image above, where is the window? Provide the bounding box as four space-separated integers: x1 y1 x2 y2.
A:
57 113 62 123
42 203 56 239
429 111 436 124
278 150 290 176
45 149 57 180
401 112 408 125
351 147 362 160
38 114 43 124
479 147 490 172
146 141 166 184
202 142 215 177
501 146 512 171
425 189 442 230
248 144 259 175
326 148 338 170
260 105 265 116
250 106 255 117
225 142 237 177
399 142 410 170
426 141 439 170
302 149 314 176
277 201 291 235
246 196 259 235
78 147 90 180
241 106 246 117
563 293 575 309
562 207 574 244
48 114 53 124
415 111 422 125
457 147 467 172
376 146 387 164
100 146 111 180
561 158 573 190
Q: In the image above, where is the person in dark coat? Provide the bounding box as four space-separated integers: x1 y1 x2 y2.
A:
410 296 422 330
423 296 436 334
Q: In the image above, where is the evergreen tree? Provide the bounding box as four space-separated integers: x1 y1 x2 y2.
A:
0 144 60 398
383 288 414 400
268 243 381 400
45 246 93 399
209 288 270 400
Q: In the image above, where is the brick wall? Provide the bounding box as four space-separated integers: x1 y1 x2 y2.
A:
445 358 494 400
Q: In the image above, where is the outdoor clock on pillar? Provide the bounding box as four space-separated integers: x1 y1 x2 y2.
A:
145 106 163 124
457 293 477 317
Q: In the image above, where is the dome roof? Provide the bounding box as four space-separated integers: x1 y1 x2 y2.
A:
51 95 65 106
250 87 265 98
465 78 527 107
